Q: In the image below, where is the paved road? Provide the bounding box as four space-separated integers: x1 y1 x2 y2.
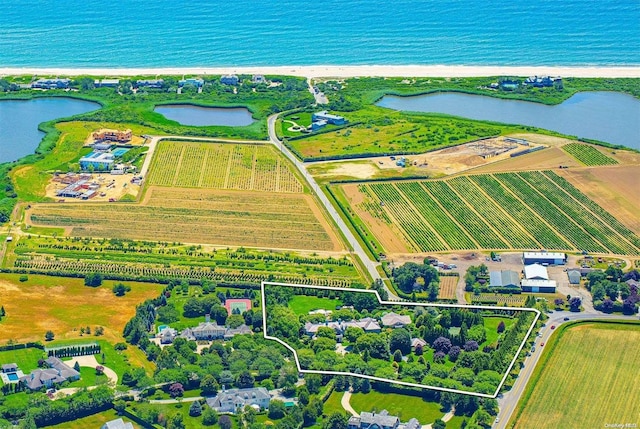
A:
494 311 637 428
266 114 398 299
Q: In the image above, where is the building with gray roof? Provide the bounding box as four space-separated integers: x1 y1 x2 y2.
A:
206 387 270 413
102 418 134 429
19 357 79 390
489 270 520 287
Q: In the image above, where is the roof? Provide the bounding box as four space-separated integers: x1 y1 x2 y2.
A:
359 410 399 428
521 279 557 288
102 418 134 429
411 338 427 348
524 264 549 280
523 252 566 260
403 418 421 429
206 387 270 408
489 270 520 287
2 363 18 370
381 312 411 327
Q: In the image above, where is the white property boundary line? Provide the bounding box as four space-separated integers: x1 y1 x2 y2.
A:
261 281 541 399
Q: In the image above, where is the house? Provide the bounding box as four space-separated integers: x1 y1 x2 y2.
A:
102 418 134 429
348 410 400 429
252 75 266 84
489 270 520 287
158 327 177 344
206 387 270 413
304 317 382 337
224 298 252 316
220 74 239 85
411 338 427 350
94 79 120 88
179 321 252 342
499 79 519 90
345 317 381 333
92 142 113 151
31 78 70 89
224 324 252 340
136 79 164 89
523 76 561 88
567 270 581 285
92 129 132 143
20 357 80 390
524 264 549 280
179 78 204 88
521 279 557 293
523 252 566 266
310 119 328 131
381 312 411 328
1 363 17 373
79 152 115 171
312 111 346 125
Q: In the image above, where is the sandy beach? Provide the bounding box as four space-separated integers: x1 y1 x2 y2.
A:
1 65 639 78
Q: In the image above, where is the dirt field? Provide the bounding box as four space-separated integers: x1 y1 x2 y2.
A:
45 173 141 202
28 187 343 252
558 165 640 234
438 276 457 299
470 147 580 174
341 184 411 253
0 273 163 343
309 136 544 181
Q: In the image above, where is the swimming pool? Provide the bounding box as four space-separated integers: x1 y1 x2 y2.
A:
112 148 130 157
157 324 168 333
7 373 18 381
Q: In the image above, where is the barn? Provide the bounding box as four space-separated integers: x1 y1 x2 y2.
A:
523 252 566 266
521 279 557 293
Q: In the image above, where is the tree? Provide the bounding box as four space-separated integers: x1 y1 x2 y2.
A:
112 283 129 296
200 374 219 396
113 399 126 415
167 413 185 429
464 340 479 352
168 382 184 397
432 336 452 354
84 272 103 287
569 296 582 312
448 345 461 362
189 400 203 417
393 349 403 362
297 386 310 405
389 328 412 355
269 400 287 419
236 370 255 388
433 420 446 429
496 321 506 333
305 373 322 394
202 407 219 426
45 330 55 341
219 415 232 429
73 361 81 372
323 412 348 429
96 365 105 375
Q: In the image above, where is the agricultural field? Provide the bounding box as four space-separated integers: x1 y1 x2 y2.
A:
0 273 163 343
8 236 363 288
437 275 458 300
513 322 640 429
147 141 303 193
562 142 619 165
340 171 640 255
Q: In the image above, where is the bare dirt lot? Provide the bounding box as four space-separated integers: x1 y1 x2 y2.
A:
558 165 640 234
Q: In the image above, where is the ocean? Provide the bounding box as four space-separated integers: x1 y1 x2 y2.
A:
1 0 639 67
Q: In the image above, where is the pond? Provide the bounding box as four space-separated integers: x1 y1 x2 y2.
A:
154 104 255 127
377 91 640 150
0 97 100 163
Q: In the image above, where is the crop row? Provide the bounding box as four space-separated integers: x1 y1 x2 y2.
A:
368 184 447 251
543 171 640 250
469 175 571 250
420 181 507 249
494 173 606 253
563 143 618 166
13 258 356 287
447 177 539 249
518 172 638 255
395 182 476 250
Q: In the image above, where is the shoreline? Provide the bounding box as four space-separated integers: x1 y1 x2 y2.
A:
1 65 640 78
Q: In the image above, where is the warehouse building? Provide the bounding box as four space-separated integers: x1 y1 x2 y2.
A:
524 264 549 280
523 252 566 265
489 270 520 287
521 279 557 293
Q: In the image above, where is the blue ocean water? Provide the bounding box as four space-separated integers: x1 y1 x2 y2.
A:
1 0 638 67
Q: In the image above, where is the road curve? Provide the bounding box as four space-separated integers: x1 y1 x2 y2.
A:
266 114 398 299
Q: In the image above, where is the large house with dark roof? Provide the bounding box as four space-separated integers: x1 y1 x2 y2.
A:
19 357 79 390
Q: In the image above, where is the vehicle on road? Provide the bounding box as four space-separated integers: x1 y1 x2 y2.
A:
564 317 570 321
551 325 556 329
540 342 545 346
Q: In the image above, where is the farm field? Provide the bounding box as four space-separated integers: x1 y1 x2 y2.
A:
339 171 640 255
0 273 163 343
9 236 363 288
27 187 340 251
437 275 458 300
562 142 618 165
513 322 640 429
147 140 303 193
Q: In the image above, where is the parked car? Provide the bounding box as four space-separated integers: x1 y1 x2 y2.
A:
540 342 545 346
564 317 570 321
551 325 556 329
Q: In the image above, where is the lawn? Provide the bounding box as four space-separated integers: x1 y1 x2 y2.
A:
349 391 448 424
289 295 343 316
322 390 346 415
0 273 164 344
512 321 640 429
483 316 515 346
129 402 240 429
0 347 46 372
66 366 109 388
48 409 139 429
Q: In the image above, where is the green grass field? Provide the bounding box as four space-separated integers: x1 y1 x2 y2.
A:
349 391 448 424
513 321 640 429
48 409 139 429
483 316 515 346
289 295 343 315
0 347 46 372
